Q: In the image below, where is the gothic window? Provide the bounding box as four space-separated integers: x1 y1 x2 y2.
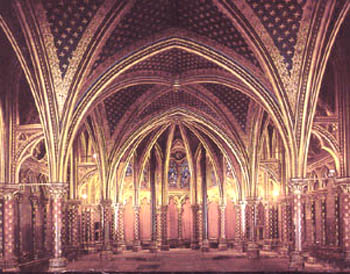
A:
168 160 178 188
180 160 190 188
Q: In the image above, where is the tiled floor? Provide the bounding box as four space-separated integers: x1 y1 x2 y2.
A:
62 249 337 272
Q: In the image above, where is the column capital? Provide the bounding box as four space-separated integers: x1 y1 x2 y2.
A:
335 177 350 193
48 183 68 199
288 178 308 194
100 199 112 207
0 184 20 201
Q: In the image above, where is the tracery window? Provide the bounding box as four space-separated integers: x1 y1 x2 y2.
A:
168 160 178 187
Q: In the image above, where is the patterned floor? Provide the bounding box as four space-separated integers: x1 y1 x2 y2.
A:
62 249 337 272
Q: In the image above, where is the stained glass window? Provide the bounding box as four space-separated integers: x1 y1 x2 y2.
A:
168 160 178 187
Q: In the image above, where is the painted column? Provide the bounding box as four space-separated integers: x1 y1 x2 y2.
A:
2 186 20 271
246 198 259 258
30 194 40 259
133 206 142 251
149 154 158 252
156 206 162 248
66 200 80 250
0 199 4 264
115 203 126 251
320 193 327 246
200 148 209 252
218 204 227 250
160 205 169 250
335 177 350 263
178 206 183 246
288 178 307 271
43 199 52 255
100 199 113 260
48 183 67 271
191 204 200 249
263 201 272 250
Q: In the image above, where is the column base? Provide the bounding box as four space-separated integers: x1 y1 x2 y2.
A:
160 244 170 251
149 241 158 253
218 239 228 251
262 244 272 251
132 241 142 252
234 241 246 252
288 251 304 271
3 258 19 272
344 250 350 264
247 242 260 259
48 257 67 272
191 241 200 250
278 245 290 257
201 239 210 252
100 250 113 261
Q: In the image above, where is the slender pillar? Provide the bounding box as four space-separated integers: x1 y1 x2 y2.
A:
218 204 227 250
160 205 169 250
66 200 81 252
335 177 350 263
156 206 162 248
177 206 183 247
133 206 142 251
48 183 68 271
288 178 307 271
279 198 290 256
30 194 40 259
234 201 245 251
43 199 52 255
0 199 4 264
149 154 158 252
191 204 200 249
200 148 209 252
100 199 113 260
320 193 327 246
2 186 20 271
115 203 126 251
263 201 272 250
246 198 259 259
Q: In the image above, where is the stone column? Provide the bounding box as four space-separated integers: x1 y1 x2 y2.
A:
30 194 40 259
133 206 142 252
288 178 307 271
66 200 81 253
115 203 126 252
191 204 200 249
335 177 350 263
48 183 67 272
320 193 327 246
177 206 183 247
246 198 259 259
305 195 315 247
2 186 20 271
43 199 52 255
156 206 162 248
263 201 272 250
218 204 227 250
160 205 169 250
100 199 113 260
200 148 209 252
0 199 4 264
279 198 290 256
233 201 245 252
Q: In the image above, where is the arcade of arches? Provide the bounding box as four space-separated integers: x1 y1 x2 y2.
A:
0 0 350 272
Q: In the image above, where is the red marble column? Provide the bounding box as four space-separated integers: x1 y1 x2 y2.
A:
3 187 20 272
48 183 67 271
